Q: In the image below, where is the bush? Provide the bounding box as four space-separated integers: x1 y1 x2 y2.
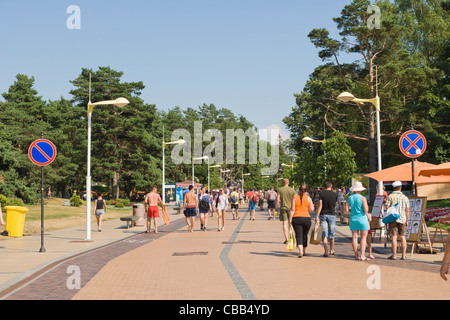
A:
115 202 124 208
119 199 130 206
6 197 24 206
0 195 6 208
70 195 83 207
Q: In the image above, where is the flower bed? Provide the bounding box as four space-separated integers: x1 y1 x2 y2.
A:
425 207 450 223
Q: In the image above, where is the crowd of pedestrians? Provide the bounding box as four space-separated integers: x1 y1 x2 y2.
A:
137 178 450 279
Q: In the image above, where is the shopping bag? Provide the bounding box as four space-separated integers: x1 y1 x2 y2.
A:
382 203 399 224
162 205 170 225
286 227 295 251
309 222 322 245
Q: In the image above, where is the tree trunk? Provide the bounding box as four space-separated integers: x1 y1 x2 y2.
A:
113 171 120 200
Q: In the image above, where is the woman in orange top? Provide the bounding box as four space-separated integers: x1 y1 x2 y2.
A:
289 184 314 258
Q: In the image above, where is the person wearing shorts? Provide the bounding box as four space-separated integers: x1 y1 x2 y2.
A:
315 180 338 257
183 185 198 233
266 187 277 220
94 195 106 232
247 189 257 220
230 188 240 220
277 179 296 244
216 189 229 231
384 181 410 260
198 187 211 231
145 187 163 234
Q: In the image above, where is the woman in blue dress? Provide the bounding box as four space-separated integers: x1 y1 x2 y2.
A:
345 181 371 261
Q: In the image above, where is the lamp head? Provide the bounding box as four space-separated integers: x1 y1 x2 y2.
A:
113 97 130 107
302 137 313 143
337 92 355 103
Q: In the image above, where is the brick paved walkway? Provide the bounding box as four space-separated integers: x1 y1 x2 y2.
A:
2 207 449 300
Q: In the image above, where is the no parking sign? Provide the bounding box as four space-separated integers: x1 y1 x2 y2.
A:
28 139 57 166
399 130 427 159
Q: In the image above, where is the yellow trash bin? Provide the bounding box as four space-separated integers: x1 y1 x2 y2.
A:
5 206 28 237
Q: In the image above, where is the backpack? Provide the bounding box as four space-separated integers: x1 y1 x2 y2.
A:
199 195 210 211
252 193 259 202
231 194 237 204
269 191 276 201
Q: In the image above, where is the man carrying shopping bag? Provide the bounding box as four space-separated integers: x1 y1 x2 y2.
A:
384 181 410 260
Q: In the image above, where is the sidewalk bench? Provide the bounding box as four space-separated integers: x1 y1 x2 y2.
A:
120 216 139 229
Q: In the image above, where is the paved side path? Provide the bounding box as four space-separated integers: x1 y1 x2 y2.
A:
1 205 449 300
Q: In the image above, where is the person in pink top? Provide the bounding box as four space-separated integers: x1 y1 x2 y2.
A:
144 187 163 234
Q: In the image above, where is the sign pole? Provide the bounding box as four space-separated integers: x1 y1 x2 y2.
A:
39 133 46 253
40 164 46 252
28 136 56 253
411 158 416 197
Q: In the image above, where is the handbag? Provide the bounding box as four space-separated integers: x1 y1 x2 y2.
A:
286 227 295 251
382 196 400 224
310 221 322 245
382 204 400 224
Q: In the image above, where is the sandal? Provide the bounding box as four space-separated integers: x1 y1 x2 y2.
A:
388 256 397 260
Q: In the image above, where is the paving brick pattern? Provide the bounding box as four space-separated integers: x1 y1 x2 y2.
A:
3 207 449 300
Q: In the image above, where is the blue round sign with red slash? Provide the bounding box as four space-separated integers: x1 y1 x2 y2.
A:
399 130 427 158
28 139 57 166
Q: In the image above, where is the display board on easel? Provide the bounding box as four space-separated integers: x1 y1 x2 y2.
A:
370 195 385 229
406 196 432 254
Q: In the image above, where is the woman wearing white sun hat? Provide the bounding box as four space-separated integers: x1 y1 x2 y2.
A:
345 181 371 261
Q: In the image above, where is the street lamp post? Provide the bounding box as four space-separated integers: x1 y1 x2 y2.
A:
337 90 383 196
162 133 186 204
86 73 129 240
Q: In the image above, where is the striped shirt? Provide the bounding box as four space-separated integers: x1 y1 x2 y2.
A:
385 191 410 224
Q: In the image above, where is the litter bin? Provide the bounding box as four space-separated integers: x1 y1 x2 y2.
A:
5 206 29 237
133 203 145 227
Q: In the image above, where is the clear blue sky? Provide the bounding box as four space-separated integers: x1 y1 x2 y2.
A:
0 0 355 137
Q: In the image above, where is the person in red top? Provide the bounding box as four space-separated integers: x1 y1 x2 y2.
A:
145 187 163 234
247 189 257 220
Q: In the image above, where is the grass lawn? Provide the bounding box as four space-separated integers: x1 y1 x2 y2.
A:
1 197 135 237
426 199 450 208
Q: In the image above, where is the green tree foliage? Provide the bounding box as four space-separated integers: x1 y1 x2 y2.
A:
1 67 281 202
69 67 163 199
284 0 449 202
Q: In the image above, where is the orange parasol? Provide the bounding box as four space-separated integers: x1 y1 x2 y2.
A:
418 162 450 177
364 161 450 184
